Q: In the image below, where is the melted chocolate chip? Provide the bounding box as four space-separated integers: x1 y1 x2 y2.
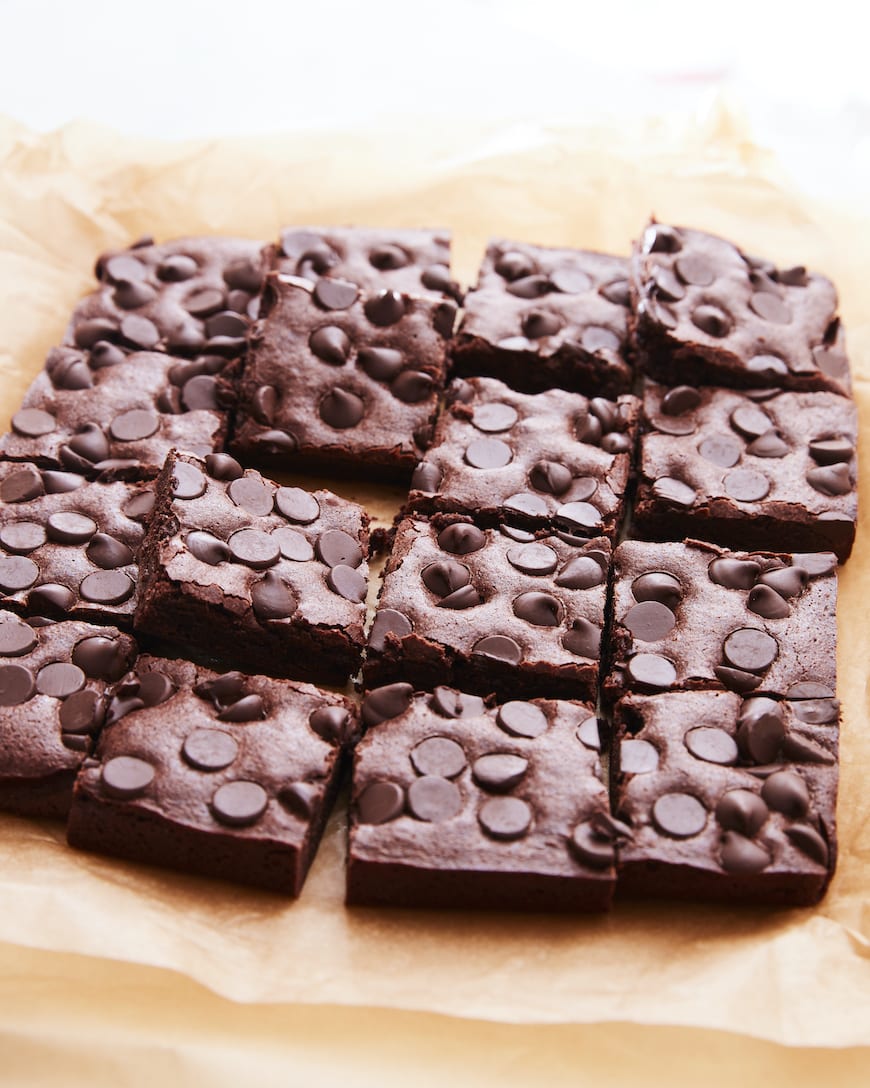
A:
684 727 738 765
356 781 404 824
411 736 467 778
275 487 320 524
0 663 36 706
228 476 273 516
472 635 522 664
626 653 676 690
722 628 778 673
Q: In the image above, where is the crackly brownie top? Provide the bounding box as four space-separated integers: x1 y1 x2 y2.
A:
369 517 609 672
76 654 357 837
352 685 617 876
271 226 461 300
632 221 851 395
151 451 370 636
0 614 137 774
0 347 227 478
66 236 266 358
0 462 150 623
409 376 638 534
639 381 857 520
234 273 454 463
608 540 838 698
614 691 836 877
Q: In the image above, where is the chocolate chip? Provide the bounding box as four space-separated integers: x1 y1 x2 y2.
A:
251 385 277 425
623 601 676 641
410 462 442 492
228 476 272 516
364 290 406 326
74 319 119 349
1 467 44 504
0 522 45 554
569 821 620 868
310 325 352 365
495 250 536 281
720 831 771 873
714 666 764 694
120 315 161 349
650 265 685 301
472 634 522 664
217 694 265 722
172 462 207 500
66 424 110 464
411 736 466 778
36 661 85 698
576 717 601 750
750 293 791 324
421 264 453 293
271 528 314 563
369 243 409 269
408 776 462 822
182 728 238 771
85 534 135 570
72 635 129 680
472 753 528 792
0 556 39 592
562 618 601 658
684 727 738 765
722 628 778 673
272 487 319 525
513 591 562 627
180 374 219 411
503 493 549 518
626 653 676 690
505 274 550 299
200 455 241 484
357 346 403 381
550 266 592 293
79 571 135 605
497 701 547 738
251 572 297 620
724 468 770 502
808 437 854 465
782 732 835 764
471 403 518 433
631 572 682 607
11 408 56 437
785 824 829 866
479 796 531 840
320 388 365 429
465 437 512 469
368 608 413 651
691 304 731 338
183 287 224 318
124 491 155 522
747 354 788 377
746 431 789 458
46 512 97 545
747 585 790 619
708 558 761 590
205 311 247 339
211 780 268 826
661 386 701 416
228 528 280 569
0 663 35 706
729 404 771 441
651 477 696 508
361 683 413 726
59 688 103 733
315 529 362 569
0 616 36 656
522 310 561 338
601 279 631 305
699 434 742 468
652 792 706 838
392 370 435 404
554 501 601 531
102 755 155 800
806 463 852 495
674 253 715 286
620 739 659 774
356 781 404 824
528 460 572 496
581 326 621 353
308 705 351 743
791 698 839 725
187 531 230 566
327 563 367 602
761 770 809 818
138 672 174 707
715 789 768 835
554 555 605 590
114 280 157 309
506 543 558 576
153 254 197 282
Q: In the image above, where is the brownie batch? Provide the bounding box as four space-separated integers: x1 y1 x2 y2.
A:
0 220 856 911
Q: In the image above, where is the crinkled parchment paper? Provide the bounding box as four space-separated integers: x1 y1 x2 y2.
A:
0 109 869 1082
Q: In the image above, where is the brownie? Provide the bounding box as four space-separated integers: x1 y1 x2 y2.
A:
67 655 358 894
0 346 229 479
65 235 266 359
0 612 136 818
407 376 639 537
231 272 455 480
605 540 838 702
364 516 609 700
631 221 852 396
612 690 837 904
271 226 461 300
0 462 151 625
634 382 858 561
450 239 634 397
347 685 616 911
135 450 370 684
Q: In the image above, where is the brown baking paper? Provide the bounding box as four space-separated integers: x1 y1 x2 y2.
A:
0 109 869 1056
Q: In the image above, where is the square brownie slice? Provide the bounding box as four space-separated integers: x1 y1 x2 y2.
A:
0 346 230 479
0 462 152 625
0 612 136 818
605 541 838 703
66 236 266 359
347 685 615 911
364 516 609 701
271 226 461 300
135 451 369 685
631 221 852 397
67 656 358 894
450 239 633 397
231 273 455 480
407 376 638 538
612 690 837 904
634 382 858 561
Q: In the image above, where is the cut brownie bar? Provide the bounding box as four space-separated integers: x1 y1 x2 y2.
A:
634 382 858 561
135 450 369 684
0 346 229 479
612 691 837 904
364 516 609 700
271 226 461 300
407 376 638 538
67 655 357 894
450 239 634 397
66 236 266 359
0 612 136 818
347 685 616 911
231 273 455 480
605 540 838 702
631 221 852 396
0 462 151 625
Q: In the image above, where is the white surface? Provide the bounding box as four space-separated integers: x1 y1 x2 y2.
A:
2 0 870 198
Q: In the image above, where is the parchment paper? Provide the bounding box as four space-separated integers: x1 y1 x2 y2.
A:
1 108 869 1068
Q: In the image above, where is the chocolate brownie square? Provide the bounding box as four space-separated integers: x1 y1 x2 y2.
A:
364 516 609 701
612 690 837 904
0 612 136 818
271 226 461 300
634 382 858 561
450 239 634 397
631 221 852 396
0 346 229 479
66 236 266 358
0 462 151 625
605 540 838 702
347 685 616 911
135 450 370 684
407 376 638 538
67 656 358 894
231 273 455 480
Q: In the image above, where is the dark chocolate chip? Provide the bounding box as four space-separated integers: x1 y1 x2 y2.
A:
720 831 771 873
495 250 536 281
513 591 562 627
364 290 406 326
674 253 715 286
0 555 39 592
650 265 685 301
279 782 319 818
529 460 573 496
497 701 547 738
204 454 243 481
651 477 696 507
747 585 790 619
785 824 829 866
781 732 835 764
708 558 762 590
684 727 738 765
320 388 365 429
180 374 219 411
123 491 155 522
271 528 313 563
569 822 618 868
217 694 265 722
506 274 550 299
59 688 103 733
503 493 549 518
79 570 135 605
11 408 56 437
308 705 350 743
194 673 245 709
172 462 207 500
550 266 592 293
581 326 621 353
715 789 768 836
600 279 631 305
1 467 45 504
327 563 367 602
661 386 701 416
602 432 632 454
138 671 174 707
310 325 352 365
251 385 278 426
791 698 839 725
813 346 849 379
808 438 854 465
620 739 659 774
205 311 247 339
358 346 403 381
747 354 788 377
522 310 562 339
158 254 198 282
211 781 268 826
714 666 764 694
72 635 128 680
806 463 852 496
316 529 362 569
356 781 404 824
228 528 280 569
45 512 97 545
114 280 157 309
66 424 110 464
750 293 791 324
187 531 230 566
626 653 676 691
576 717 601 750
109 407 159 442
84 533 134 570
228 476 273 516
251 572 297 620
410 462 442 493
74 319 119 349
746 431 789 458
472 753 528 792
183 729 239 771
562 618 601 659
698 434 742 468
368 608 412 651
0 663 35 706
465 437 512 469
184 287 225 317
472 635 522 664
577 414 603 444
430 687 485 719
273 487 319 525
507 542 558 576
478 796 531 840
391 371 434 403
35 661 84 698
361 683 413 726
421 264 454 293
411 736 466 778
471 403 518 433
652 792 707 838
435 524 485 557
722 629 778 673
631 572 682 607
0 616 36 656
434 300 457 338
408 776 462 822
554 501 601 531
691 304 731 337
102 755 155 800
0 521 45 554
730 404 772 440
761 770 809 818
623 601 676 641
555 555 605 590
